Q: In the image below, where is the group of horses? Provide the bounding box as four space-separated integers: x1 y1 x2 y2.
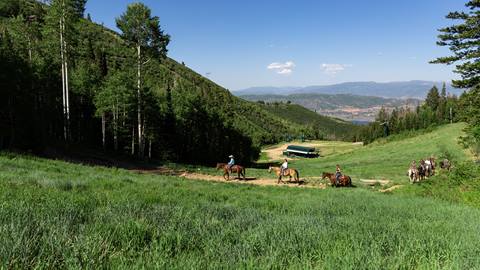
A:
407 157 451 183
215 163 352 187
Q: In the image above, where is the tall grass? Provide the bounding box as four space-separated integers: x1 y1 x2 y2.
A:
1 153 480 269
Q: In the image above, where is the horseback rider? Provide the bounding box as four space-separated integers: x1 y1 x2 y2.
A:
280 159 288 176
335 164 342 185
227 155 235 172
410 160 416 170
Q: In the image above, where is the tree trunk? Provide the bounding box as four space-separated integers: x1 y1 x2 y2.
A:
148 139 152 159
101 112 106 150
131 127 135 155
113 104 118 151
60 17 66 141
63 14 70 141
137 44 144 158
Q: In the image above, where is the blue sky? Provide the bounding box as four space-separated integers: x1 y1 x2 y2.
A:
85 0 464 90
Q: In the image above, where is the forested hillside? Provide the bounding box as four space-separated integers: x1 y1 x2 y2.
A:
0 0 338 164
257 102 360 141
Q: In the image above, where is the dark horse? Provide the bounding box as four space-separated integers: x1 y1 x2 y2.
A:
417 163 426 180
322 172 352 187
216 163 246 181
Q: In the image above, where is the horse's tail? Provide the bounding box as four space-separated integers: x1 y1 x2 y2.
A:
243 167 246 178
296 169 300 181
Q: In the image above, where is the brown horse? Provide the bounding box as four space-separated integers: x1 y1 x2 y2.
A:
216 163 246 181
268 166 300 184
322 172 352 187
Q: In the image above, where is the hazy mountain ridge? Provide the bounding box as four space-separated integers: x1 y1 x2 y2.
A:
234 81 461 99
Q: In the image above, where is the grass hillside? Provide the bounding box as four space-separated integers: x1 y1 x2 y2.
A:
279 123 471 182
163 123 471 184
258 102 359 140
1 153 480 268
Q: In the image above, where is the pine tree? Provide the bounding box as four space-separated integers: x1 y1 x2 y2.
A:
116 3 170 158
431 0 480 152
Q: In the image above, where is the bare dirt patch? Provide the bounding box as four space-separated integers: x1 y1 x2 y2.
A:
379 185 404 193
179 172 327 189
134 168 327 189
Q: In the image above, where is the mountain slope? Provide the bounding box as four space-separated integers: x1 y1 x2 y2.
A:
257 102 360 140
0 2 359 165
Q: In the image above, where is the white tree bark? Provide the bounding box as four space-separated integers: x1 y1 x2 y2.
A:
137 44 144 158
59 16 66 141
62 9 70 140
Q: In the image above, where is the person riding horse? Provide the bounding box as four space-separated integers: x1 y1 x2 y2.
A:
227 155 235 173
410 160 416 170
335 164 342 185
280 159 288 176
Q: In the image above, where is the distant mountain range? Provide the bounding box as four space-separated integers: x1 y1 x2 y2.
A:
234 81 463 99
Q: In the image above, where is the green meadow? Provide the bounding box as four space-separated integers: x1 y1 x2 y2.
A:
185 123 471 184
1 152 480 269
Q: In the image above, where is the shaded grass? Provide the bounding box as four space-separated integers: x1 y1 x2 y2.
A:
1 153 480 269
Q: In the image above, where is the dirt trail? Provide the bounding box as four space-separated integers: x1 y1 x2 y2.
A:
179 172 328 189
134 168 327 189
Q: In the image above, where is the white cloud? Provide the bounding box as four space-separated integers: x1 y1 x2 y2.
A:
321 63 352 75
267 61 296 75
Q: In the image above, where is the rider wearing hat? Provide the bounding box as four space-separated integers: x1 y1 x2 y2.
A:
280 159 288 176
335 164 342 185
227 155 235 172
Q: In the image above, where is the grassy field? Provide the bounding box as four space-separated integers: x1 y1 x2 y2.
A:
185 123 471 185
1 153 480 269
291 123 472 183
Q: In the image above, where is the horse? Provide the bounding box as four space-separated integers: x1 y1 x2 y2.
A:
439 159 451 171
417 164 426 180
216 163 246 181
407 167 419 183
424 157 436 177
268 166 299 184
322 172 352 187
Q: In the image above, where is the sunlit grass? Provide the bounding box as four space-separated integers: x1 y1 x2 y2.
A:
1 152 480 268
